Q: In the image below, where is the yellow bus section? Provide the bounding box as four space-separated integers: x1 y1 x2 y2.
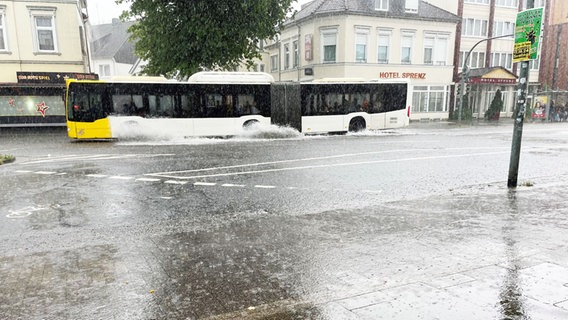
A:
67 118 113 139
65 78 113 140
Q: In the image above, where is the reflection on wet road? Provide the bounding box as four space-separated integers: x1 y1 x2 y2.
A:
1 124 568 319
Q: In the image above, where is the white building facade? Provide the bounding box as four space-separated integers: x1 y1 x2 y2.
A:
0 0 89 82
263 0 460 121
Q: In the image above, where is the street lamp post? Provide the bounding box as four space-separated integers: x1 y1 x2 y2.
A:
458 34 514 122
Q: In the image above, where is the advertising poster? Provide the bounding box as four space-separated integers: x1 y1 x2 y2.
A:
532 95 547 119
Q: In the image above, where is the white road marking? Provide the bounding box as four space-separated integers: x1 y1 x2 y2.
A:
194 182 217 186
221 183 246 187
254 185 276 189
20 153 175 165
109 176 134 180
35 171 57 175
135 178 161 182
147 150 510 180
362 190 383 194
15 170 32 173
86 174 108 178
165 180 188 185
146 147 509 178
160 196 173 200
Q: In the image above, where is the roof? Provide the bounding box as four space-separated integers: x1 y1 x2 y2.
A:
90 20 138 64
288 0 459 25
466 67 518 79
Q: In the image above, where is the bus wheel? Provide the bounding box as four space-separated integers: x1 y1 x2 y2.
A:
349 117 366 132
243 120 260 130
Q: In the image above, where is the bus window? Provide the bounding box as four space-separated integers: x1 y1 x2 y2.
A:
149 94 175 117
183 94 203 118
205 94 225 117
113 94 145 116
237 95 256 115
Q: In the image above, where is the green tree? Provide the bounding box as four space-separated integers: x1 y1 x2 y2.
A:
485 89 503 121
451 94 473 121
117 0 294 77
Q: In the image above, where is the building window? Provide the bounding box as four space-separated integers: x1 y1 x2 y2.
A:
412 86 448 113
405 0 418 13
270 54 278 71
493 21 515 37
423 33 448 65
321 28 337 63
0 9 7 51
375 0 388 11
260 64 265 72
99 64 111 77
530 55 540 70
377 30 391 64
495 0 518 8
464 0 490 4
355 28 369 63
293 40 299 68
532 0 545 8
401 33 414 64
491 52 513 70
459 51 486 69
462 18 488 37
29 7 58 53
284 44 290 70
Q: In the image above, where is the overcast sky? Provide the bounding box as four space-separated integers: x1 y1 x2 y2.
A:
87 0 311 25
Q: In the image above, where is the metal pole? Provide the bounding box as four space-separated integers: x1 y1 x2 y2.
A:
507 0 534 188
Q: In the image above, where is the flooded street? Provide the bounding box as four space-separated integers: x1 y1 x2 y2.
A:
1 122 568 319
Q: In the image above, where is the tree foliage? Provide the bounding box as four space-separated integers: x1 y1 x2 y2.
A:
485 89 503 121
117 0 294 78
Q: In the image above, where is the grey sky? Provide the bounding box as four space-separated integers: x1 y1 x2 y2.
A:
88 0 309 25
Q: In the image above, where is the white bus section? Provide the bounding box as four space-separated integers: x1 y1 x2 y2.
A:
300 78 411 134
106 72 275 139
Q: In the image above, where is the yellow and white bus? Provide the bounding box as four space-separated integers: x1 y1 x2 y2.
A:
65 72 274 139
65 72 410 139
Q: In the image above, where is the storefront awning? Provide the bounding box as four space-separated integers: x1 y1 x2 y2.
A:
463 66 518 85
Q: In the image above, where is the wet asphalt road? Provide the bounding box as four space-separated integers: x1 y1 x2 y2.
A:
1 121 568 319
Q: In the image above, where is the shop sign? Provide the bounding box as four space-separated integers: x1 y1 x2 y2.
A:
469 78 516 84
378 72 426 80
17 72 99 84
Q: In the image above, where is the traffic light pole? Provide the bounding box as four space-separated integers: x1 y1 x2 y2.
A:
507 0 534 188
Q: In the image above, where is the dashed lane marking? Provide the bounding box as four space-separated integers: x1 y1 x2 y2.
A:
86 174 108 178
254 185 277 189
164 180 188 185
194 182 216 186
221 183 246 188
35 171 57 175
135 178 161 182
109 176 134 180
13 169 384 194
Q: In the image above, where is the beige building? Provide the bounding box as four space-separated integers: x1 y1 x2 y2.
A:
427 0 545 119
262 0 459 121
0 0 89 82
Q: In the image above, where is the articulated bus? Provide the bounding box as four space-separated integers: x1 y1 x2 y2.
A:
0 84 66 127
66 72 273 139
65 72 410 139
300 78 410 134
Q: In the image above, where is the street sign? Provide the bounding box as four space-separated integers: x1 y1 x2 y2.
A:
513 7 544 63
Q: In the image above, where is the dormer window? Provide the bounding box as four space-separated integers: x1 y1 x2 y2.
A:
375 0 388 11
405 0 418 13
